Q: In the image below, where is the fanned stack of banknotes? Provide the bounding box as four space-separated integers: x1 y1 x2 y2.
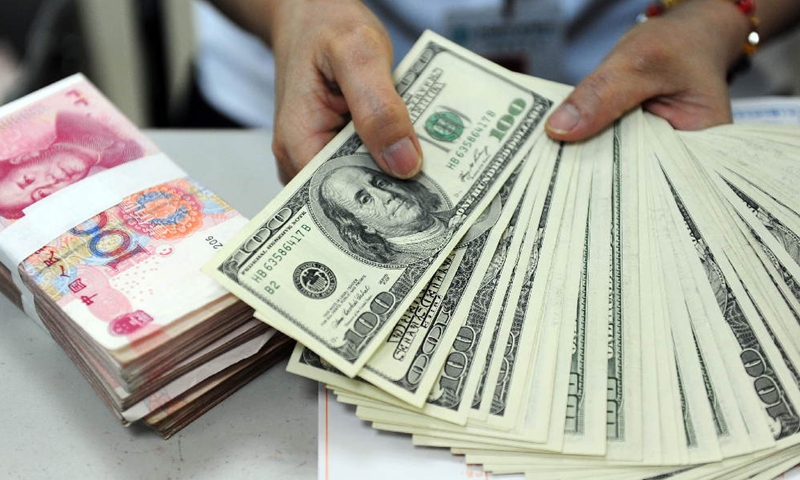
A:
206 31 800 478
0 75 293 438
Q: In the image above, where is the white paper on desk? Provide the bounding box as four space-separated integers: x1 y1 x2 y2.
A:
317 386 522 480
732 96 800 124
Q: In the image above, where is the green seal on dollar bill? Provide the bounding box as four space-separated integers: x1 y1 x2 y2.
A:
425 111 464 142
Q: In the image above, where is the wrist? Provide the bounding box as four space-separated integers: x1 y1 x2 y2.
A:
640 0 756 73
711 0 760 56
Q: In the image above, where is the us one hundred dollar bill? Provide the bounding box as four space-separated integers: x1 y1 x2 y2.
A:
204 31 552 376
283 72 800 479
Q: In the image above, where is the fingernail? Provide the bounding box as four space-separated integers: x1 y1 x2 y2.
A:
547 103 580 134
382 136 421 177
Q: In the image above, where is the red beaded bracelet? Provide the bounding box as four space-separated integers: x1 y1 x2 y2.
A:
635 0 687 22
636 0 760 57
732 0 761 56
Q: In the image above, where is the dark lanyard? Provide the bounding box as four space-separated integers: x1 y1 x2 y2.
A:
503 0 515 16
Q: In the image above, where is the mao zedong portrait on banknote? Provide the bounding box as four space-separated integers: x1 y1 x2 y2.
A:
309 153 455 266
0 111 144 220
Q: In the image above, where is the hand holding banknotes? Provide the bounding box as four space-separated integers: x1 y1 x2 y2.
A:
548 0 800 142
210 0 423 182
212 0 800 182
204 29 800 477
546 0 749 142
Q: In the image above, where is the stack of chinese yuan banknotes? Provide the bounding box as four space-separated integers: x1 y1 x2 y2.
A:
0 75 292 438
205 31 800 478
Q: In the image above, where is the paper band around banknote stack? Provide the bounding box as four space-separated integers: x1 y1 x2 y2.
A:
0 153 187 323
0 73 293 437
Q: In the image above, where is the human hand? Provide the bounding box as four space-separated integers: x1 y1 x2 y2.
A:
266 0 421 184
545 0 752 142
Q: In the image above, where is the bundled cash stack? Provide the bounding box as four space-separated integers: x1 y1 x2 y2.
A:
206 31 800 478
0 75 293 438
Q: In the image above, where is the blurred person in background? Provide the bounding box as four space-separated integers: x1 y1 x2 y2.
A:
183 0 800 182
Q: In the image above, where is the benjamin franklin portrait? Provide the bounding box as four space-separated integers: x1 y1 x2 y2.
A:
309 154 453 266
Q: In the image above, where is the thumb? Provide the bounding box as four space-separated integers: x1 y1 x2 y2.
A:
328 29 423 178
546 67 652 142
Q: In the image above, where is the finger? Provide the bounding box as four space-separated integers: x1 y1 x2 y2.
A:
545 59 656 142
276 160 292 186
272 110 339 182
271 75 348 182
642 87 732 131
326 26 422 178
